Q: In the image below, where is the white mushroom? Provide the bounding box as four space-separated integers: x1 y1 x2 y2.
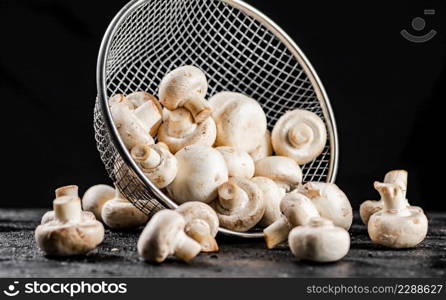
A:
81 184 116 222
210 177 264 232
272 109 327 164
159 66 211 123
216 146 255 179
137 210 202 263
251 177 285 227
130 142 177 189
254 156 302 192
249 130 273 161
101 190 149 229
299 182 353 230
263 191 319 249
368 181 428 248
360 170 409 224
35 196 104 256
176 202 219 252
289 217 350 262
167 145 228 204
157 108 216 153
209 91 267 153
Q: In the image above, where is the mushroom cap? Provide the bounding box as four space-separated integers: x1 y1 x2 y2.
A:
101 198 149 229
131 143 178 189
289 217 350 262
251 176 285 227
82 184 116 222
209 91 267 153
167 145 228 204
126 91 163 136
271 109 327 165
254 156 302 192
359 200 383 225
249 130 273 162
157 108 216 154
300 182 353 230
280 191 320 227
216 146 255 179
176 202 219 237
211 177 265 232
368 206 428 248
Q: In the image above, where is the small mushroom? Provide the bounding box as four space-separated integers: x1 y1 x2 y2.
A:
299 182 353 230
251 177 285 227
176 202 219 252
271 109 327 165
167 145 228 204
368 181 428 248
289 217 350 262
209 91 267 153
137 210 202 263
126 91 163 136
101 190 149 229
249 130 273 162
263 191 319 249
130 142 177 188
254 156 302 192
360 170 409 224
35 196 104 256
210 177 264 232
216 146 255 179
159 66 211 123
81 184 116 222
157 108 216 153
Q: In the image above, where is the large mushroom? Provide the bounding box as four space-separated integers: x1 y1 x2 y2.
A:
251 176 285 227
159 66 211 123
254 156 302 192
272 109 327 165
167 145 228 204
209 91 267 153
216 146 255 179
81 184 116 222
249 130 273 162
157 108 216 153
210 177 264 232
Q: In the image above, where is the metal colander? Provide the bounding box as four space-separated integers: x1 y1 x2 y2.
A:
94 0 339 238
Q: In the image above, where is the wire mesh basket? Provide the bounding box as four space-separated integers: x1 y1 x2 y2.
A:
94 0 339 238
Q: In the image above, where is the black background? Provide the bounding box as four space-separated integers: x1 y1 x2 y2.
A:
1 0 445 211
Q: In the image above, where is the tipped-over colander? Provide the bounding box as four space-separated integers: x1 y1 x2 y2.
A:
94 0 339 238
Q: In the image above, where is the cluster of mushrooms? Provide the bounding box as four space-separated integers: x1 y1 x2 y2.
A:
34 66 428 264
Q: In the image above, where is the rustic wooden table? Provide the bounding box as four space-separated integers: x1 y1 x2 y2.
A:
0 209 444 278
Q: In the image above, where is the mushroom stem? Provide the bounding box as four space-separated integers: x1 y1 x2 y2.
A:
131 144 161 169
263 217 290 249
55 185 78 198
374 181 407 212
218 181 248 211
173 231 202 262
53 196 82 223
186 219 219 252
384 170 408 199
166 108 197 138
288 123 313 148
183 97 212 123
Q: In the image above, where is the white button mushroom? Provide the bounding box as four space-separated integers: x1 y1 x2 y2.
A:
249 130 273 162
167 145 228 204
209 91 267 153
216 146 255 179
210 177 265 232
360 170 409 224
137 210 202 263
159 66 211 123
130 142 177 189
125 91 163 136
81 184 116 222
263 191 319 249
35 196 104 256
251 177 285 227
176 202 219 252
254 156 302 192
157 108 216 153
299 182 353 230
289 217 350 262
368 181 428 248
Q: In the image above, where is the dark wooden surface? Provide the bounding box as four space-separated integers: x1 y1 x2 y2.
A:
0 209 444 278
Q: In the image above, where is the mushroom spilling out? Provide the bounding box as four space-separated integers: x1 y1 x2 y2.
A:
209 91 267 153
216 146 255 179
360 170 409 224
35 195 104 256
176 202 219 252
210 177 265 232
130 142 177 188
271 109 327 165
157 108 216 153
137 210 202 263
249 130 273 162
254 156 302 192
289 217 350 262
82 184 116 222
159 66 211 123
368 181 427 248
251 176 285 227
